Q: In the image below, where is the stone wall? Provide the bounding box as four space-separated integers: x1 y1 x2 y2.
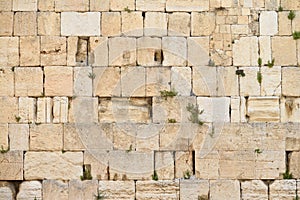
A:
0 0 300 199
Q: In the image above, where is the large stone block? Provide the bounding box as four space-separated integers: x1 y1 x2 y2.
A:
54 0 89 11
146 67 170 96
36 97 52 123
210 180 240 200
121 67 145 97
191 12 215 36
281 98 300 122
281 0 300 10
38 12 60 35
166 0 209 11
259 36 271 64
137 37 162 66
109 37 136 66
144 12 167 36
17 181 42 200
0 12 13 36
260 11 278 35
61 12 100 36
38 0 54 11
101 12 121 36
136 0 166 11
135 124 161 151
0 151 23 180
20 36 40 66
24 152 83 180
66 36 77 66
84 150 110 180
0 97 18 123
99 181 135 199
171 67 191 96
13 12 36 36
155 151 174 180
241 180 268 200
239 67 260 96
13 0 37 11
192 66 217 96
43 180 68 200
52 97 68 123
69 97 98 123
74 67 93 96
233 37 258 66
217 67 239 96
89 37 109 67
247 97 280 122
282 67 300 96
18 97 36 123
272 37 297 66
168 12 190 36
0 67 14 96
41 36 66 66
278 12 291 35
90 0 109 11
69 180 98 200
136 180 179 199
180 180 209 200
9 124 29 151
162 37 187 66
261 66 281 96
0 37 19 66
175 151 193 178
121 12 143 36
187 37 209 66
269 180 296 200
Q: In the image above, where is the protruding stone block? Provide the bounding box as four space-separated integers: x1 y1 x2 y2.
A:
162 37 187 66
0 182 15 200
109 37 136 66
144 12 167 36
0 151 23 180
260 11 278 35
17 181 42 200
0 37 19 66
247 97 280 122
41 36 66 66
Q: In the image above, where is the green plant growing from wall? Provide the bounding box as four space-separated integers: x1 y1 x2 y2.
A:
168 118 177 123
126 144 133 153
0 145 9 154
208 59 215 66
258 57 262 67
186 103 204 125
15 115 21 122
254 148 262 154
288 11 296 20
160 89 178 99
124 6 132 13
183 170 191 179
283 169 293 179
236 69 245 77
95 191 106 200
80 169 93 180
257 71 262 85
152 170 158 181
88 72 96 80
266 58 275 68
278 6 283 12
292 31 300 40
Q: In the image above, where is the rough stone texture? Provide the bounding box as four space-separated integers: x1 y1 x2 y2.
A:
20 36 40 66
66 36 77 66
38 0 54 11
144 12 167 36
166 0 209 11
192 66 217 96
24 152 83 180
259 36 271 64
110 0 135 11
121 12 143 36
0 67 14 96
171 67 191 96
162 37 187 66
36 97 52 123
278 12 291 35
289 152 300 178
18 97 36 123
135 124 161 151
73 67 93 96
43 180 68 200
187 37 210 66
0 123 8 150
109 37 136 66
247 97 280 122
281 98 300 122
146 67 170 96
168 12 190 36
175 151 193 178
0 37 19 66
41 36 66 66
0 97 18 123
260 11 278 35
261 66 281 96
241 180 268 200
68 180 98 200
89 37 109 67
239 67 260 96
61 12 100 36
155 151 174 180
9 124 29 151
217 67 239 96
0 12 13 36
191 12 215 36
210 180 240 200
282 67 300 96
101 12 121 36
17 181 42 200
0 151 23 180
136 180 179 199
180 180 209 200
13 12 36 35
233 37 258 66
84 150 109 180
121 67 145 97
38 12 60 35
136 0 166 11
98 181 135 200
0 0 12 11
0 182 15 200
272 37 297 66
281 0 300 10
137 37 162 66
269 180 296 200
54 0 89 11
69 97 98 123
90 0 109 11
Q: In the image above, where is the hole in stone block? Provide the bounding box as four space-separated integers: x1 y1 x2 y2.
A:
76 38 88 65
154 50 163 64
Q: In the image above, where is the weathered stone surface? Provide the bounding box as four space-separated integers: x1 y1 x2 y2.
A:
69 180 98 200
144 12 167 36
0 67 14 96
69 97 98 123
180 180 209 200
259 36 271 64
52 97 68 123
54 0 89 11
272 37 297 66
155 151 174 180
0 123 8 150
0 97 18 123
84 150 109 180
0 182 15 200
0 37 19 66
269 180 296 200
175 151 193 178
281 0 300 10
38 12 60 35
38 0 54 11
162 37 187 66
210 180 240 200
89 37 109 67
260 66 281 96
15 67 43 96
286 123 300 151
278 12 291 35
112 123 136 151
247 97 280 122
217 67 239 96
9 124 29 151
282 67 300 96
241 180 268 200
121 67 145 97
146 67 170 96
137 37 162 66
192 66 217 96
0 12 13 36
135 124 161 151
0 151 23 180
66 36 77 66
61 12 100 36
110 0 135 11
90 0 109 11
14 12 36 36
260 11 278 35
187 37 209 66
166 0 209 11
281 98 300 122
24 152 83 180
20 36 40 66
136 180 179 199
231 97 241 122
17 181 42 200
44 66 73 96
101 12 121 36
136 0 165 11
98 181 135 199
43 180 68 200
109 37 136 66
121 12 143 36
233 37 258 66
171 67 191 96
191 12 215 36
13 0 37 11
168 12 190 36
36 97 52 123
74 67 92 96
289 152 300 178
41 36 66 66
239 67 260 96
0 0 12 11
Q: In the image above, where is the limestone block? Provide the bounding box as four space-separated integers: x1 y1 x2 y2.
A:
112 123 136 151
231 24 249 34
278 12 291 35
13 0 37 11
210 180 240 200
0 12 13 35
43 180 68 200
0 67 14 96
136 180 179 199
54 0 89 11
180 180 209 200
239 67 260 96
101 12 121 36
13 12 36 36
20 36 40 66
136 0 166 11
135 124 161 151
0 97 18 123
63 123 84 151
38 12 60 35
0 151 23 180
166 0 209 11
261 66 281 96
191 12 215 36
121 12 143 36
18 97 35 123
17 181 42 200
69 97 98 123
233 37 258 66
187 37 209 66
168 12 190 36
162 37 187 66
137 37 162 66
153 96 196 123
247 97 280 122
0 0 12 11
281 0 300 10
265 0 279 10
270 180 296 200
292 11 300 32
121 67 145 97
241 180 268 200
41 36 67 66
272 37 297 66
231 97 240 122
90 0 109 11
281 98 300 122
66 37 77 66
52 97 68 123
61 12 100 36
8 124 29 151
259 36 271 64
89 37 109 67
36 97 52 123
110 0 135 11
24 152 83 180
146 67 170 96
192 66 217 96
171 67 191 96
99 181 135 199
44 66 73 96
0 182 15 200
84 150 109 180
109 151 154 180
286 123 300 151
289 152 300 178
74 67 92 96
144 12 167 36
282 67 300 96
195 150 219 179
15 67 43 97
260 11 278 35
0 37 19 66
69 180 98 200
197 97 230 123
109 37 136 66
217 67 239 96
155 151 174 180
175 151 193 178
0 124 8 150
38 0 54 11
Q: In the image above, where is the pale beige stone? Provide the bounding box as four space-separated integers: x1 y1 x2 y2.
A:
146 67 171 96
265 0 279 10
121 12 143 36
13 0 37 11
0 12 13 36
217 67 239 96
210 180 240 200
61 12 100 36
84 150 109 180
74 67 92 96
168 12 190 36
20 36 40 66
0 124 8 150
89 37 109 67
41 36 67 66
231 97 241 122
69 180 98 200
281 98 300 122
192 66 217 96
136 180 179 199
180 180 209 200
261 66 281 96
171 67 191 96
136 0 166 11
231 24 249 34
121 67 145 97
0 37 19 66
0 0 12 11
36 97 52 123
18 97 36 123
282 67 300 96
24 152 83 180
155 151 174 180
63 123 84 151
44 66 73 96
52 97 68 123
247 97 280 122
54 0 89 11
270 180 296 200
69 97 98 123
278 12 292 35
260 11 278 35
110 0 135 11
90 0 109 11
0 151 23 180
9 124 29 151
259 36 271 64
272 37 297 66
13 12 36 36
135 124 161 151
166 0 209 11
239 67 260 96
38 0 54 11
0 97 18 123
66 37 77 66
0 182 15 200
289 152 300 178
137 37 162 66
0 67 14 96
101 12 121 36
17 181 42 200
144 12 167 36
292 11 300 32
191 12 215 36
286 123 300 151
15 67 43 96
233 37 258 66
175 151 193 178
99 181 135 199
38 12 60 35
281 0 300 10
43 180 68 200
109 37 136 66
241 180 268 200
162 37 187 66
112 123 136 151
187 37 209 66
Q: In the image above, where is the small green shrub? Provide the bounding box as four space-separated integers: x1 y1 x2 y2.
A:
183 170 191 179
168 118 177 123
283 170 293 179
257 71 262 85
288 11 296 20
95 191 106 200
160 89 177 99
80 169 93 180
292 31 300 40
258 57 262 67
208 59 215 66
278 6 283 12
186 103 204 125
152 170 158 181
15 115 21 122
236 69 245 77
254 149 262 154
124 6 132 13
88 72 96 80
126 144 133 153
0 145 9 154
266 58 275 68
